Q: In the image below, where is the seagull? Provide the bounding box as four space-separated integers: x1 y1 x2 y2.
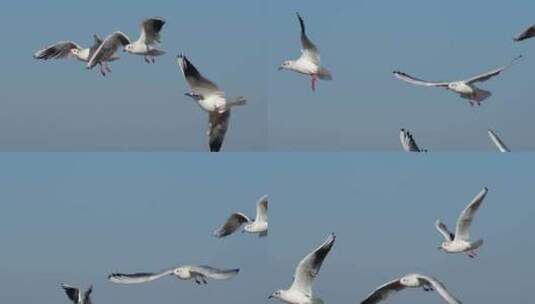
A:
108 265 239 285
393 56 522 106
436 187 488 258
213 194 268 238
269 233 335 304
33 35 119 73
488 129 510 152
514 25 535 42
177 54 246 152
61 284 92 304
360 273 462 304
400 129 427 152
87 31 131 76
279 13 332 91
124 17 166 63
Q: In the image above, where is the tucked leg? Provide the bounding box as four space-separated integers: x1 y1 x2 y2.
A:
144 56 150 63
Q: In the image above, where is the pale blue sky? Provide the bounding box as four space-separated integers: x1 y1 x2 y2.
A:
0 154 533 303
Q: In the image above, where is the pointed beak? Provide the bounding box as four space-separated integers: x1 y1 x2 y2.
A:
268 295 273 299
277 66 283 71
437 246 442 250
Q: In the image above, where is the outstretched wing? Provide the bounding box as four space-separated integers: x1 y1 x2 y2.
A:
190 266 240 280
464 55 522 84
435 220 454 242
177 54 221 98
33 41 81 60
213 212 251 238
83 286 92 304
87 31 130 69
360 279 406 304
455 187 488 241
108 269 174 284
139 17 166 45
296 12 320 64
61 284 80 304
208 111 230 153
393 71 450 87
289 233 336 297
418 275 462 304
400 129 426 152
514 25 535 42
488 129 510 152
254 194 268 223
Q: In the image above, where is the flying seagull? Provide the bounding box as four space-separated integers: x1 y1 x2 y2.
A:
514 25 535 42
177 54 246 152
87 31 131 76
436 187 488 258
124 17 166 63
279 13 332 91
61 284 92 304
400 129 427 152
109 265 239 285
393 56 522 106
269 233 335 304
488 129 510 152
360 273 462 304
33 35 118 74
213 194 268 238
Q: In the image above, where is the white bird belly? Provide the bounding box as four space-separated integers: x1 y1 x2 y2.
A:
198 96 226 113
452 83 474 95
245 222 268 233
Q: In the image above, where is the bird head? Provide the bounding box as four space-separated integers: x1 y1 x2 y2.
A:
278 61 292 71
268 290 282 300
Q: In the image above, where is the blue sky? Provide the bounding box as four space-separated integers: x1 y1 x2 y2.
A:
0 154 533 303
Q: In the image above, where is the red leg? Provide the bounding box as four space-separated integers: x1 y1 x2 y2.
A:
311 75 317 91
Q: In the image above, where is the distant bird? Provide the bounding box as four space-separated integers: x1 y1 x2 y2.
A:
393 56 522 106
61 284 92 304
360 273 462 304
514 25 535 42
124 17 166 63
279 13 332 91
33 35 118 74
109 265 239 285
87 31 131 76
269 233 335 304
400 129 427 152
488 129 510 152
213 194 268 238
436 187 488 258
177 54 246 152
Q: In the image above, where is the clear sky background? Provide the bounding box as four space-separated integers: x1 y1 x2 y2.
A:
0 154 533 303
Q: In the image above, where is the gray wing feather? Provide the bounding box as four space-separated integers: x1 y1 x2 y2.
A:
177 54 221 97
435 220 454 242
400 129 426 152
87 31 130 69
191 266 240 280
419 275 463 304
297 12 319 63
213 212 251 238
455 187 488 241
393 71 450 87
140 17 166 45
464 55 522 84
208 111 230 153
488 129 510 152
33 41 81 60
255 194 268 222
514 25 535 42
83 286 92 304
360 279 406 304
61 284 80 304
108 269 173 284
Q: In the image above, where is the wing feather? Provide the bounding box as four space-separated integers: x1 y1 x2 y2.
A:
213 212 251 238
33 41 81 60
360 279 405 304
454 187 488 241
108 269 173 284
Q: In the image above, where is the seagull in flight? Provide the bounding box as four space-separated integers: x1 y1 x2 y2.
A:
393 56 522 106
269 233 335 304
360 273 462 304
108 265 239 285
177 54 247 152
436 187 488 258
213 194 268 238
61 284 92 304
488 129 510 152
87 31 131 76
124 17 166 63
400 129 427 152
514 25 535 42
279 13 332 91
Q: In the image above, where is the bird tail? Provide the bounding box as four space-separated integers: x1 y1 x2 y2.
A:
317 67 332 80
472 239 484 250
228 96 247 107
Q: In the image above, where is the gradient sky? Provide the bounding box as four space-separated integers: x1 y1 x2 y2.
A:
0 154 533 303
2 1 535 151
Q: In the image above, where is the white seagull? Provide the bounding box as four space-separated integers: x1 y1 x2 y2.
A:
400 128 427 152
393 56 522 106
177 54 247 152
124 17 166 63
61 284 92 304
360 273 462 304
488 129 510 152
33 35 119 73
108 265 239 285
87 31 131 76
436 187 488 258
269 233 336 304
213 194 268 238
279 13 332 91
514 25 535 42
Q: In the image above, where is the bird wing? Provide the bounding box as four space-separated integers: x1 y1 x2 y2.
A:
61 284 80 304
83 286 92 304
108 269 174 284
435 220 454 242
360 279 406 304
213 211 251 238
463 56 522 84
296 12 320 64
33 41 81 60
139 17 166 45
289 233 336 297
208 110 230 153
455 187 488 241
88 34 103 59
418 275 462 304
400 129 425 152
177 54 222 98
514 25 535 42
488 129 510 152
393 71 450 87
190 265 240 280
88 31 130 69
254 194 268 223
